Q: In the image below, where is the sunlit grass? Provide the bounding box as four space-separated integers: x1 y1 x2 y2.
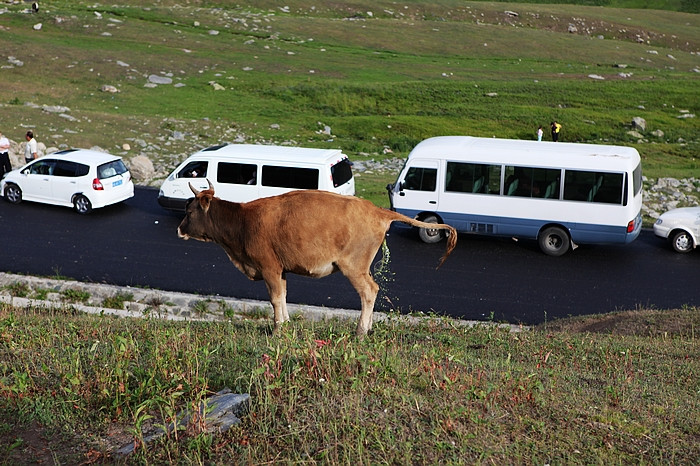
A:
0 303 698 463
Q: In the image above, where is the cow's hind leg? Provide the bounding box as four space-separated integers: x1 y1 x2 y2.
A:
263 271 289 334
338 264 380 337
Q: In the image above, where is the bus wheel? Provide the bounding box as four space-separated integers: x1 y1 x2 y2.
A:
418 215 444 244
538 226 570 256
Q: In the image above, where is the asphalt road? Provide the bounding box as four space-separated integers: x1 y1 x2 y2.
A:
0 186 697 325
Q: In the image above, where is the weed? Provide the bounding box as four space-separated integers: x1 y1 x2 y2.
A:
32 287 50 301
5 282 30 298
191 300 210 315
102 292 134 310
60 288 90 304
239 306 271 320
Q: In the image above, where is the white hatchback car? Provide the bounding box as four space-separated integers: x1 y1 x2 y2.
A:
0 148 134 214
653 206 700 253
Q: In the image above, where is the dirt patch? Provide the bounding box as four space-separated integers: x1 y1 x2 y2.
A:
537 308 700 337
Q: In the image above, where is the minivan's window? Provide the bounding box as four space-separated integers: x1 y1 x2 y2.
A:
446 162 501 194
98 160 129 179
331 159 353 187
563 170 623 204
403 167 437 192
218 162 257 185
633 162 642 196
177 161 208 179
504 166 560 199
262 165 319 189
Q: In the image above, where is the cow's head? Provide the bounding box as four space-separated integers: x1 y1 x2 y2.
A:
177 179 216 242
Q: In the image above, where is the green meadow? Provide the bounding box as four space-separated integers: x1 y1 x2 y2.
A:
0 1 699 463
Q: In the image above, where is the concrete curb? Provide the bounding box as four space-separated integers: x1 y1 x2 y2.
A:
0 272 526 332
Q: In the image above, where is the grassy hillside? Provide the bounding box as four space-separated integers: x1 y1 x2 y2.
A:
0 0 697 198
0 303 698 464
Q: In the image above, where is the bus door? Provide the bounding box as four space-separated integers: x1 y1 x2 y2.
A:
392 160 440 216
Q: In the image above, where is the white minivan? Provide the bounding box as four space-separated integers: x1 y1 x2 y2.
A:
157 143 355 211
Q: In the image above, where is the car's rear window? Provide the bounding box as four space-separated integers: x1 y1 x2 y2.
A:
97 160 128 179
331 158 353 187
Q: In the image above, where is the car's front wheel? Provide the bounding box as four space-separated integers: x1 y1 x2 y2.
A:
4 184 22 204
671 230 694 253
73 194 92 214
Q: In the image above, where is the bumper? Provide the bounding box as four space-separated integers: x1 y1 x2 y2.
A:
157 194 190 212
652 223 670 240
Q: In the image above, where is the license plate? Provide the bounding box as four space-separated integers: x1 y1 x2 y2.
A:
112 179 123 187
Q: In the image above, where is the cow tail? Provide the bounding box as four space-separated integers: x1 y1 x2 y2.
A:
391 213 457 269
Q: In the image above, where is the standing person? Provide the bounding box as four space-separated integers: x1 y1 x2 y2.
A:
550 121 562 142
537 125 543 142
0 131 11 178
24 130 38 163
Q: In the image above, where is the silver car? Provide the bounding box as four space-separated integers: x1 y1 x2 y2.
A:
653 206 700 253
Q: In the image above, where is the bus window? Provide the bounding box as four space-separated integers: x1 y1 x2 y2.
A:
503 166 559 198
445 162 500 194
403 167 437 192
564 170 623 204
262 166 319 189
218 162 257 185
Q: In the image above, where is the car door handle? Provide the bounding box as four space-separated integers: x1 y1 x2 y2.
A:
429 200 437 204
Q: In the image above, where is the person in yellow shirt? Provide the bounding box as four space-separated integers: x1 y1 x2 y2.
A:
550 121 562 142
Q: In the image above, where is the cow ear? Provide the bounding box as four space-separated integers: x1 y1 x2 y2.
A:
198 193 211 213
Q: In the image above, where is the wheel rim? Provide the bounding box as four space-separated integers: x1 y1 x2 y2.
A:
674 234 691 252
547 234 563 250
75 196 90 213
6 186 20 203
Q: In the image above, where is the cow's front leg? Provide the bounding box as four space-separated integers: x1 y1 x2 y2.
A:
263 271 288 334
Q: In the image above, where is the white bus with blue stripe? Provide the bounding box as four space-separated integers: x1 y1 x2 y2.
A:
387 136 643 256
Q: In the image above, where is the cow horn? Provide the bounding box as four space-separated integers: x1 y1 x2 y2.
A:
207 179 214 191
189 183 200 196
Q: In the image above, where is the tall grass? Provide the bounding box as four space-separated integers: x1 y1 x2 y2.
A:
1 303 698 463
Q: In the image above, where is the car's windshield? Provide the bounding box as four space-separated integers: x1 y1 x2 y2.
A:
97 160 128 179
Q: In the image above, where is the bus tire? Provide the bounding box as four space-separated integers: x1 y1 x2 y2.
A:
538 226 570 256
418 215 444 244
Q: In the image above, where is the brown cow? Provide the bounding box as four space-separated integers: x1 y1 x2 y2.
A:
177 182 457 336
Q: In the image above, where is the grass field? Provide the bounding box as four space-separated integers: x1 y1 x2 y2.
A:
0 303 698 464
0 1 699 463
0 0 698 196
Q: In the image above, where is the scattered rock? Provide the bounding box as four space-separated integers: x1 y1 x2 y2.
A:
122 143 131 151
632 117 646 131
100 84 119 93
33 23 42 31
128 155 155 181
627 130 645 140
148 75 173 85
114 389 249 458
588 74 605 80
651 129 664 138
